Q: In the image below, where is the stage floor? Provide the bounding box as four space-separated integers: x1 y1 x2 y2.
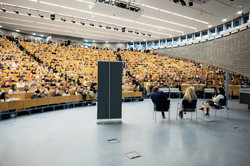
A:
0 99 249 166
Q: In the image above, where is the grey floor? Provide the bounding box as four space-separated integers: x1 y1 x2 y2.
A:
0 99 250 166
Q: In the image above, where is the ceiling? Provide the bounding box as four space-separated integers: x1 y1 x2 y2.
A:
0 0 249 43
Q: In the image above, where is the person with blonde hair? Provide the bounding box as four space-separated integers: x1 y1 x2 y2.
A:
179 87 197 119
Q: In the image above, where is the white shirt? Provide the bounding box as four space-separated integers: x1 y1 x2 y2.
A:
213 94 224 103
16 82 25 88
62 93 70 96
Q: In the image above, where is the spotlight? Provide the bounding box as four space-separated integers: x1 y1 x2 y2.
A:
1 4 6 12
121 27 126 32
135 32 139 34
106 26 111 29
98 25 102 28
173 0 179 3
114 27 119 31
72 20 76 23
128 30 133 33
39 14 44 18
141 33 145 36
147 34 151 36
81 21 85 25
180 0 186 6
61 18 66 22
50 14 55 21
14 9 19 14
189 1 193 6
90 23 94 26
27 10 31 16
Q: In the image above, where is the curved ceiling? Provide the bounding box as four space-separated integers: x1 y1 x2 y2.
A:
0 0 249 43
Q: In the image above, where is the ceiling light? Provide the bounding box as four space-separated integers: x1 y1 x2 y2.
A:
180 0 186 6
0 25 2 28
61 18 66 22
106 41 108 43
147 34 151 36
39 14 44 18
98 25 102 28
40 35 44 37
81 21 85 25
72 20 76 23
189 1 193 7
222 18 227 22
93 41 95 42
1 4 6 12
173 0 179 3
32 33 36 35
208 25 212 28
90 23 94 26
16 29 20 32
14 9 19 14
85 40 88 42
50 14 55 20
143 39 146 41
27 10 31 16
237 11 243 15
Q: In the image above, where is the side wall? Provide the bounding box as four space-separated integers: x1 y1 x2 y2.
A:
154 28 250 77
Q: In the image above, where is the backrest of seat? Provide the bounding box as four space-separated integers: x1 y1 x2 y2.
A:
183 100 197 109
219 98 227 106
0 102 9 112
155 100 170 112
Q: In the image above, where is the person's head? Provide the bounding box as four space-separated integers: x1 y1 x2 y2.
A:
19 79 23 83
184 87 197 103
4 81 9 86
1 92 8 100
218 87 225 96
24 84 29 89
56 83 60 88
55 88 59 94
32 79 37 83
43 88 49 94
36 84 41 89
34 90 40 95
64 88 69 94
153 87 159 92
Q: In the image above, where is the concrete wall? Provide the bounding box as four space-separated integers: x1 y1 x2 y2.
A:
154 28 250 77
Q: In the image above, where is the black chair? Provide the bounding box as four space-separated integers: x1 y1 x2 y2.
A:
153 100 170 124
176 100 198 123
213 98 229 119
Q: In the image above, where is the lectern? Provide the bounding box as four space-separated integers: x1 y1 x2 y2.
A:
97 61 123 124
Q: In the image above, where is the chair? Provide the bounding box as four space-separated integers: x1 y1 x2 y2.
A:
176 100 197 123
23 99 37 115
213 98 229 119
153 100 170 124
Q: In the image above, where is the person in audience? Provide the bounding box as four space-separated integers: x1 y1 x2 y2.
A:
55 83 62 90
0 92 8 102
62 88 70 96
27 72 34 78
40 79 46 87
1 81 11 88
31 90 41 99
53 88 62 97
150 86 169 119
178 87 197 119
29 79 38 87
201 87 226 116
35 84 43 92
22 84 30 92
16 79 25 88
0 86 5 96
8 84 19 94
41 88 51 98
50 80 57 86
75 87 81 95
45 83 51 91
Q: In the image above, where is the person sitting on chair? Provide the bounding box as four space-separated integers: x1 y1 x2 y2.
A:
201 87 226 116
179 87 197 119
150 86 169 119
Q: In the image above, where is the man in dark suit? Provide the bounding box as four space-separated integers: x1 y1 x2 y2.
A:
150 87 169 119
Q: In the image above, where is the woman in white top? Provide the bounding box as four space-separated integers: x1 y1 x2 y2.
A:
16 79 25 88
203 87 225 116
62 88 70 96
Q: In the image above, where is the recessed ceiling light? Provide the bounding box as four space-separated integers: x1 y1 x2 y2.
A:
106 41 108 43
16 29 20 32
85 40 88 42
0 25 2 28
208 25 212 28
93 41 95 42
32 33 36 35
237 11 243 15
143 39 146 41
40 34 44 37
222 18 227 22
